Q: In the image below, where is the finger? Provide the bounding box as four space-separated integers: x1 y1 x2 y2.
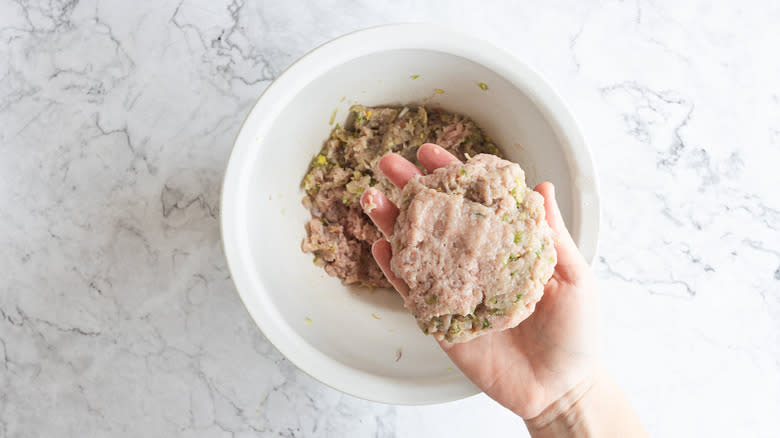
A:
360 188 398 237
534 182 568 237
417 143 460 172
533 182 588 281
378 153 423 189
371 239 409 298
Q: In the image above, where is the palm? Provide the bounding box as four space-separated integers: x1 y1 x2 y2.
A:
361 144 600 419
440 259 599 418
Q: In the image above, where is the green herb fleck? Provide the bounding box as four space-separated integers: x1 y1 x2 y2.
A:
356 186 364 195
459 168 467 176
514 231 523 244
478 82 489 91
507 253 520 263
502 214 510 222
536 243 545 258
422 326 429 335
474 212 485 218
411 74 420 80
514 293 524 303
369 177 378 186
314 154 328 167
425 295 438 305
489 308 504 316
482 319 491 329
329 108 338 125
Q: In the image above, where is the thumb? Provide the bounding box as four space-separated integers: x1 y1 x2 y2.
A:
534 182 589 283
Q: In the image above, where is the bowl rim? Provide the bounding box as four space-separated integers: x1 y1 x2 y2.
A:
220 23 600 405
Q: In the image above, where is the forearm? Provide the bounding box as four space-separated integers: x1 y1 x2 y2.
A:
524 367 648 438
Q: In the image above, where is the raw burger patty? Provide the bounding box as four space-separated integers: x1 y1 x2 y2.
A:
390 154 556 342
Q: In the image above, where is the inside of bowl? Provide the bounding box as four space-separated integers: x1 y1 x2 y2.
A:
244 49 578 384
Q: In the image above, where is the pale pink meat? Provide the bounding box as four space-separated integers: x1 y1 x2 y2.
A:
435 123 471 149
390 154 556 342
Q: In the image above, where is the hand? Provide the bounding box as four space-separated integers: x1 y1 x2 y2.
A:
360 143 601 419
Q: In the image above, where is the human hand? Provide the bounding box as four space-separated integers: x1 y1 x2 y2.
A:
360 143 601 419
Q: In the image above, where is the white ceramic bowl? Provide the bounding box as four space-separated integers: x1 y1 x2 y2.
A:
221 24 600 405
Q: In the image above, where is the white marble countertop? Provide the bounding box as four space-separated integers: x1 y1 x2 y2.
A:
1 1 778 437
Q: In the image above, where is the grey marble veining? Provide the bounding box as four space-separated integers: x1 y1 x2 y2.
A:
1 1 778 437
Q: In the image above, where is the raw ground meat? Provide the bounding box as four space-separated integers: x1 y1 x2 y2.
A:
390 154 556 342
301 105 503 287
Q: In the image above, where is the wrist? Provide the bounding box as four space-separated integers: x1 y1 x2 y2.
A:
524 365 649 438
523 367 605 435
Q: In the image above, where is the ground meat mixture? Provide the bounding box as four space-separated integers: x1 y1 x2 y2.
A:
301 105 503 287
390 154 556 342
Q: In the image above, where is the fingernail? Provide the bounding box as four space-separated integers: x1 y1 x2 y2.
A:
361 188 379 213
377 155 391 177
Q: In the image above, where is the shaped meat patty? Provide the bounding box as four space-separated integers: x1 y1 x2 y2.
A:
390 154 556 342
